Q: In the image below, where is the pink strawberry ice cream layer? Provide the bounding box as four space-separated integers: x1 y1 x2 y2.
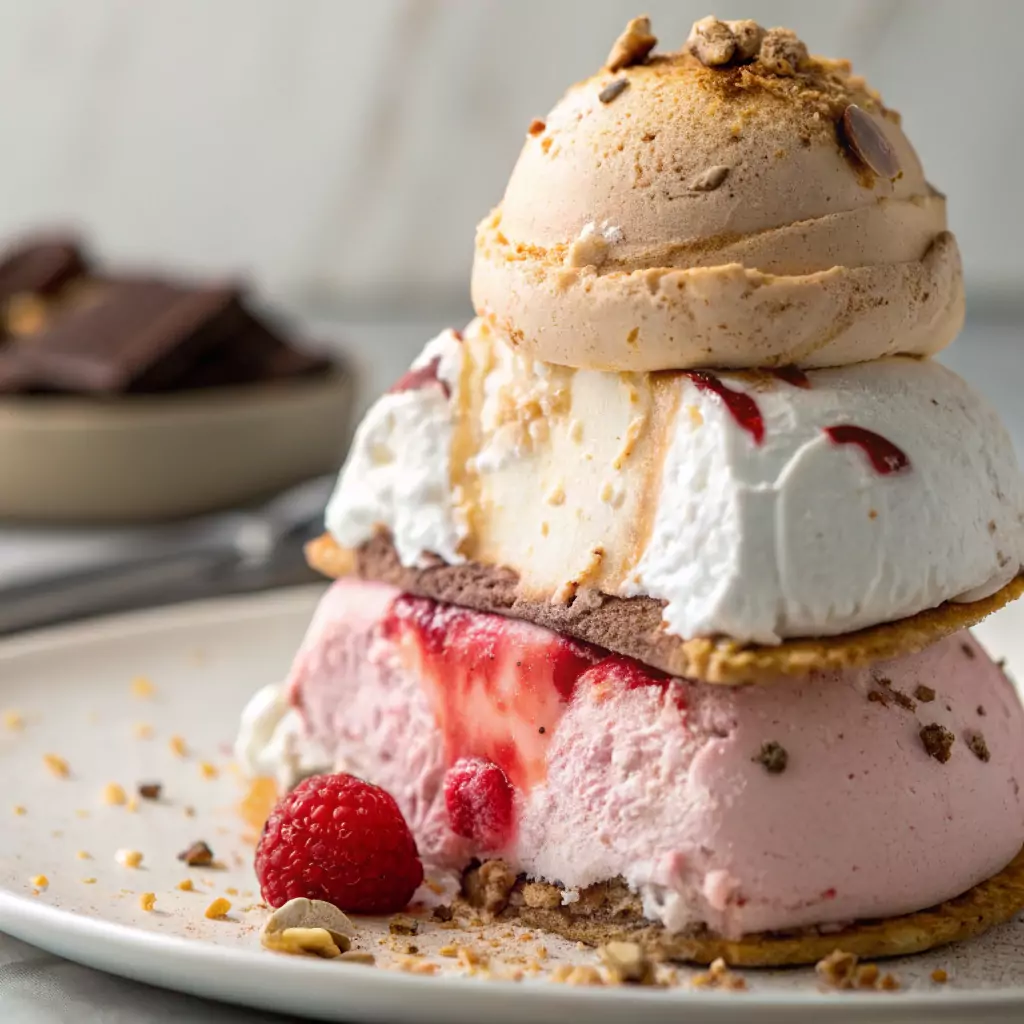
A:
282 579 1024 939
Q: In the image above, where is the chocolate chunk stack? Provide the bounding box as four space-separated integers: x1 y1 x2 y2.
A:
0 234 330 395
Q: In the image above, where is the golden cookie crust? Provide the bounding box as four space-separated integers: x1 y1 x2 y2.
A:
459 849 1024 967
305 532 1023 684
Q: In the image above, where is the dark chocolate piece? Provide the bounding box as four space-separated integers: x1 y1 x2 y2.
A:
0 235 89 302
11 279 256 393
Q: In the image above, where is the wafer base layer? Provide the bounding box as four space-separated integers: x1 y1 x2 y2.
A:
305 533 1024 684
458 849 1024 967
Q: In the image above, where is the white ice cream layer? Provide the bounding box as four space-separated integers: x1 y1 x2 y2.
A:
324 322 1024 643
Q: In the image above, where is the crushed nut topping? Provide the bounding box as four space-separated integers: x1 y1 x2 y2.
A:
816 949 858 989
527 118 546 136
961 642 976 659
261 897 355 954
758 27 809 75
606 16 657 72
752 740 788 774
687 16 741 66
137 782 162 801
840 105 901 181
692 957 746 990
598 78 629 104
262 926 344 958
966 731 991 762
931 968 948 983
598 940 656 985
688 17 805 73
728 19 766 60
178 840 215 867
914 685 936 703
431 904 454 922
139 892 157 912
920 723 955 763
690 165 730 192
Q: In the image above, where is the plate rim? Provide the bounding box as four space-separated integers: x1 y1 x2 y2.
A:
3 889 1023 1021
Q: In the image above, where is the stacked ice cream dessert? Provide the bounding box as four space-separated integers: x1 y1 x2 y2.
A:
239 16 1024 965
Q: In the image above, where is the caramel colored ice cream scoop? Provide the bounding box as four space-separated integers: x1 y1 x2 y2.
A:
472 16 963 372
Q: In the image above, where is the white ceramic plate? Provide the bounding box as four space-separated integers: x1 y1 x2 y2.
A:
2 588 1024 1023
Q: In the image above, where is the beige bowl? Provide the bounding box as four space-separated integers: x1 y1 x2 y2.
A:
0 368 354 523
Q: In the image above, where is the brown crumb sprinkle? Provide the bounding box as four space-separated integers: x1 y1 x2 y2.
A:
204 897 231 920
879 973 900 991
431 904 453 922
855 963 879 988
752 740 788 774
931 968 948 983
961 642 976 659
692 957 746 991
138 782 162 801
920 723 955 763
550 964 604 986
914 685 936 703
115 849 143 869
102 782 127 806
130 676 156 698
178 840 214 867
396 957 437 975
43 754 70 778
966 731 991 763
527 118 545 136
389 914 419 936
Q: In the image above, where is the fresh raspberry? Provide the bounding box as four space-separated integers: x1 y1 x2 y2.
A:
255 773 423 914
444 757 515 850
